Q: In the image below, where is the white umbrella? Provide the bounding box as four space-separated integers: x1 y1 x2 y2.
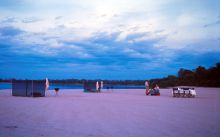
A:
101 81 103 89
96 81 99 91
45 78 50 96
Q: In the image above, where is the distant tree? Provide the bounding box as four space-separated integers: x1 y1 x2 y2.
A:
195 66 207 79
178 68 194 80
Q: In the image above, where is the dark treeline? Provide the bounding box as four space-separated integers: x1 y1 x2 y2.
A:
49 79 145 86
150 62 220 88
0 78 144 85
1 62 220 87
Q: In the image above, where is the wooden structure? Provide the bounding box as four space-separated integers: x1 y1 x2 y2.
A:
12 80 46 97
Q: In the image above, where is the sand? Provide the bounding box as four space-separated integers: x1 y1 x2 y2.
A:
0 88 220 137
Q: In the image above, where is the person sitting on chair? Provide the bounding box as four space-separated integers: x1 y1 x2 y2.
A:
147 83 160 96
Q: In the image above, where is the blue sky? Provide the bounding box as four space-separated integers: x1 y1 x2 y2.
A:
0 0 220 80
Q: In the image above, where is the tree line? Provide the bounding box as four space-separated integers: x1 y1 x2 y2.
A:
1 62 219 87
150 62 220 88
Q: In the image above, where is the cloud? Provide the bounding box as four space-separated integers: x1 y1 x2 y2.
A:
22 17 42 23
0 0 26 8
123 48 152 59
0 0 220 79
0 17 219 67
55 16 63 20
203 19 220 28
0 26 24 37
0 17 18 23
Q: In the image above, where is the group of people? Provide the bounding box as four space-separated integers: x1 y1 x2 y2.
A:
145 80 160 96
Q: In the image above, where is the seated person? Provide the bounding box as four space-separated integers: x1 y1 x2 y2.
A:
146 83 160 96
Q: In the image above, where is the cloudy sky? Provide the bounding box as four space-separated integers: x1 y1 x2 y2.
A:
0 0 220 80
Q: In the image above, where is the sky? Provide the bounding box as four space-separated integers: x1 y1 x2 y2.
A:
0 0 220 80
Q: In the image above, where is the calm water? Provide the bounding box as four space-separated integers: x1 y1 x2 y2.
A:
0 83 12 89
0 83 145 90
0 83 83 90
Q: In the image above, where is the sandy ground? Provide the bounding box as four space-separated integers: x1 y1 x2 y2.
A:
0 88 220 137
